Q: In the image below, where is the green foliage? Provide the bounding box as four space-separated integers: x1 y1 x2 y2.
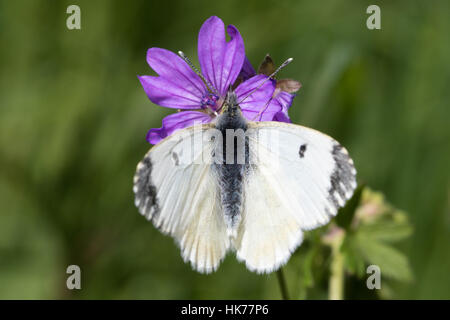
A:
345 188 413 283
348 189 412 281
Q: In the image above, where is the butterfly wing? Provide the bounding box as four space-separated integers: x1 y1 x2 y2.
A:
235 121 357 273
133 124 230 273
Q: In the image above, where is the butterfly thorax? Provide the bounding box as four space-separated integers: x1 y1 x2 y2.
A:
213 92 249 236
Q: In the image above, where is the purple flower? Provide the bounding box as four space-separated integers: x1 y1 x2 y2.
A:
240 54 302 123
139 16 277 144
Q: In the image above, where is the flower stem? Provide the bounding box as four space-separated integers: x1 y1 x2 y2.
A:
277 268 289 300
328 235 345 300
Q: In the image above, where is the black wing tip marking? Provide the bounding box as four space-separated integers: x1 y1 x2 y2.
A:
327 142 357 212
133 155 160 221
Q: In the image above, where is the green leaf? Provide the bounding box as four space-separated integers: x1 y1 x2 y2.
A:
355 234 413 282
357 222 413 243
342 237 366 278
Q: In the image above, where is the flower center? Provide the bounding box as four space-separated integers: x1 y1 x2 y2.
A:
200 92 219 111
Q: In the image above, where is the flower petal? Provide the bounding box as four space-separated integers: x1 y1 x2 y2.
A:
235 75 278 121
221 25 245 93
238 55 256 81
272 91 295 123
139 48 207 109
198 16 245 96
273 111 291 122
139 75 203 109
147 48 206 96
146 111 212 144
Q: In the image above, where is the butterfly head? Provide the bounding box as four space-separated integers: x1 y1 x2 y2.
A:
221 90 241 116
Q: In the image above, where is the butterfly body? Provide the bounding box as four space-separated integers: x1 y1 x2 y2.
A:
213 92 249 235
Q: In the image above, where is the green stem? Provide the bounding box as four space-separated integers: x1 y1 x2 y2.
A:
277 268 289 300
328 236 345 300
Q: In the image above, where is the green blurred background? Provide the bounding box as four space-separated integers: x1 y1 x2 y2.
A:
0 0 449 299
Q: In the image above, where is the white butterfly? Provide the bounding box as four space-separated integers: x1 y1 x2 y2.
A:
133 92 356 274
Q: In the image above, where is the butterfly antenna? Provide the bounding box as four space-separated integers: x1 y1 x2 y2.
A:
178 51 219 96
238 57 293 104
251 96 274 121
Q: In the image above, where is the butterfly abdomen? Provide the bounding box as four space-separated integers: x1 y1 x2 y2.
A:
215 163 244 235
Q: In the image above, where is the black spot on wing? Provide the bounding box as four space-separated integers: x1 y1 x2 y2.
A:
134 155 160 221
299 144 307 158
327 143 357 211
171 152 179 166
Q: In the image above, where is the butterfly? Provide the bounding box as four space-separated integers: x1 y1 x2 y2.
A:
133 85 357 274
